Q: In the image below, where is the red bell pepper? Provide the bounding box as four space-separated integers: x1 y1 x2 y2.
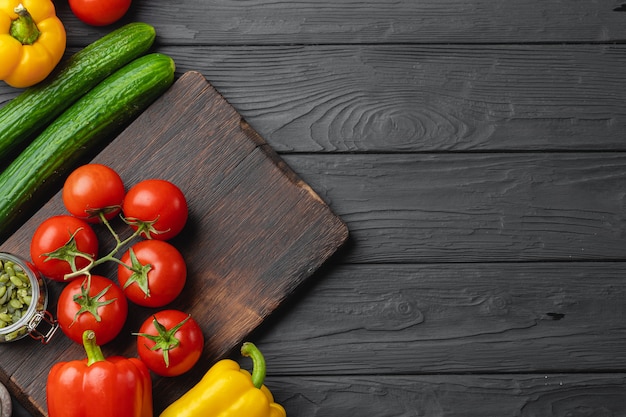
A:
46 330 153 417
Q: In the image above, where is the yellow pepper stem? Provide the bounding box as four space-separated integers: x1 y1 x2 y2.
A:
240 342 267 389
10 4 41 45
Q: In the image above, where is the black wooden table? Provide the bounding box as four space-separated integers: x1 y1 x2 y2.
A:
3 0 626 415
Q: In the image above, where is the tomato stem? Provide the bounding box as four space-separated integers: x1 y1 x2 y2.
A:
99 211 121 245
133 315 190 368
43 228 97 279
63 214 144 280
72 278 116 323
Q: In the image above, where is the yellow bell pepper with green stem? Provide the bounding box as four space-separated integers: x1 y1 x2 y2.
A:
0 0 66 88
159 342 287 417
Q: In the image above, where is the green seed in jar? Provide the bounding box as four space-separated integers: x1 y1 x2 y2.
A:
0 287 11 306
16 287 29 301
4 329 23 341
0 258 33 332
9 275 24 287
17 272 29 284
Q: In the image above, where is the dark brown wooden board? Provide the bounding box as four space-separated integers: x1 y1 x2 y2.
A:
0 71 348 416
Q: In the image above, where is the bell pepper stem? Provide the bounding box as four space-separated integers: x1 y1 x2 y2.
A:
241 342 266 389
10 4 41 45
83 330 106 366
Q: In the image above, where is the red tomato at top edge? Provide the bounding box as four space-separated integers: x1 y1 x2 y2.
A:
30 215 99 282
69 0 131 27
122 179 188 241
117 239 187 308
62 164 126 223
136 310 204 377
57 275 128 345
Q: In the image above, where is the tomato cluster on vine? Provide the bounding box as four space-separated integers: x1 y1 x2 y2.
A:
28 163 204 377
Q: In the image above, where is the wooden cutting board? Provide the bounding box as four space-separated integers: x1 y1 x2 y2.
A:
0 71 348 416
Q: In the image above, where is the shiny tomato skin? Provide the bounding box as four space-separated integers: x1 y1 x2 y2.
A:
57 275 128 345
136 310 204 377
122 179 188 241
30 215 99 282
69 0 131 26
62 164 126 223
117 240 187 307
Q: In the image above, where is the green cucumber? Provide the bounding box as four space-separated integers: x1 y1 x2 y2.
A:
0 22 157 161
0 53 176 242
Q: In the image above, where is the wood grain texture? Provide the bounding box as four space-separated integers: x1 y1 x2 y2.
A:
166 44 626 153
265 374 626 416
5 45 624 153
280 153 626 263
51 0 626 45
250 263 626 374
0 71 347 416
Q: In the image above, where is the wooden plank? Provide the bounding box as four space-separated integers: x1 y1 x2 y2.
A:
7 44 626 153
264 374 626 416
6 45 624 153
250 263 626 374
279 153 626 263
53 0 626 45
163 44 626 153
0 71 348 416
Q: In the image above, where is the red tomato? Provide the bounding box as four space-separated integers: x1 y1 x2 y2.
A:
122 179 188 240
62 164 126 223
117 240 187 307
69 0 131 26
136 310 204 377
30 215 99 282
57 275 128 345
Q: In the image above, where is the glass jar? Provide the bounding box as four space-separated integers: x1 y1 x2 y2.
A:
0 253 58 344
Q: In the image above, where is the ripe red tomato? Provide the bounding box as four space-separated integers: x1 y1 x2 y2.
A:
117 240 187 307
30 215 99 282
122 179 188 240
62 164 126 223
68 0 131 27
136 310 204 377
57 275 128 345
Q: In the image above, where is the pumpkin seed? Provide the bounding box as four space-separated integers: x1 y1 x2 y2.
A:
0 259 32 330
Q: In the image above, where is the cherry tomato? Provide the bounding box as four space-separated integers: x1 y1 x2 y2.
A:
30 215 99 282
62 164 126 223
117 240 187 307
122 179 188 240
57 275 128 345
136 310 204 377
69 0 131 27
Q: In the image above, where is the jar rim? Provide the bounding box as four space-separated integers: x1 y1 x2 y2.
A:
0 252 42 335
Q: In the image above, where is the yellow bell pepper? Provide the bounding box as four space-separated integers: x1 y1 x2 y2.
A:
160 342 287 417
0 0 66 88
